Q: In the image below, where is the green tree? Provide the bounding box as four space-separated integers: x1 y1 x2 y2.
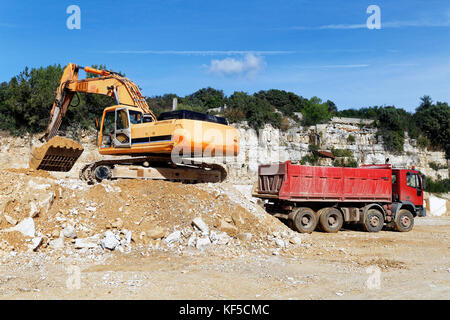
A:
227 91 281 130
147 94 179 116
254 89 307 118
414 98 450 158
180 87 225 112
301 97 331 126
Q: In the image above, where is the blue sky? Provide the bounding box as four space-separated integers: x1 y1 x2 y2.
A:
1 0 449 111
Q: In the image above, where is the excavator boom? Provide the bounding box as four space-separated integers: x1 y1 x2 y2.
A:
32 63 157 172
42 63 155 142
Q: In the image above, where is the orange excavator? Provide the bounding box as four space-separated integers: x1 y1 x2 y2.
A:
30 63 239 183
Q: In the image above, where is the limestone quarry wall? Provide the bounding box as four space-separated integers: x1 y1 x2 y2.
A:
224 119 449 184
0 118 448 185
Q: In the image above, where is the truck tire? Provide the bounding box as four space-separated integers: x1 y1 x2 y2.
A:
319 208 343 233
394 209 414 232
362 209 384 232
292 207 317 233
314 207 329 231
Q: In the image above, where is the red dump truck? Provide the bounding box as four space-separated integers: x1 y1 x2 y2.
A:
252 161 426 233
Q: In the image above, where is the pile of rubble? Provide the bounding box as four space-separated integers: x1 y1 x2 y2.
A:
0 168 305 258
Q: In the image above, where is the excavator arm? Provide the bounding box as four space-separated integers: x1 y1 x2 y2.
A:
42 63 156 141
32 63 157 172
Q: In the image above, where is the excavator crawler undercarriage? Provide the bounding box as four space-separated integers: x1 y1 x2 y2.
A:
79 156 227 184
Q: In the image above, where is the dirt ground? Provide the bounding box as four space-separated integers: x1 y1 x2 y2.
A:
0 216 448 300
0 134 448 300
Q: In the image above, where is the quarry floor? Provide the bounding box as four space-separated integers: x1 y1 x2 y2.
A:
1 216 449 300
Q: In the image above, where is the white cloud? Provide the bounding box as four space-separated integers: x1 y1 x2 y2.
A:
103 50 293 56
207 53 265 76
297 64 370 69
285 19 450 30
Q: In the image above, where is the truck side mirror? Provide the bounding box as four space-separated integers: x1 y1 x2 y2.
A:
94 117 99 129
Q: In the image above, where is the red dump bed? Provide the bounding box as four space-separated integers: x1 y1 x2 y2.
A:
257 161 392 202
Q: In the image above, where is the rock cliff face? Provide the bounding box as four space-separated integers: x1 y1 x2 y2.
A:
224 118 449 184
0 119 448 185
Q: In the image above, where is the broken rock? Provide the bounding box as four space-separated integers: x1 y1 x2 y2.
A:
62 226 77 239
4 214 18 226
237 232 252 242
289 236 302 245
218 219 238 237
29 202 40 218
196 237 211 251
275 238 286 248
30 237 43 251
209 231 231 245
74 238 98 249
111 218 123 229
101 231 120 250
147 227 166 240
165 230 181 244
9 217 35 237
49 237 64 249
192 217 209 234
231 211 245 226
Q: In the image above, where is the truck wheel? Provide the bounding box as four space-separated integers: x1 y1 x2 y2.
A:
292 207 317 233
319 208 343 233
362 209 384 232
394 209 414 232
315 208 329 231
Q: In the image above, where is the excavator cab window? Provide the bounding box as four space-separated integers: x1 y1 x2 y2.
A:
101 111 115 148
116 109 129 130
129 110 143 125
114 108 131 147
143 115 154 123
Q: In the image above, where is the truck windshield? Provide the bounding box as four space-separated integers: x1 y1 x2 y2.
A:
406 172 420 188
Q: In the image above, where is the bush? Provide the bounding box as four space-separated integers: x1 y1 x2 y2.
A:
347 134 356 143
378 129 405 154
333 157 358 168
224 108 245 123
300 154 319 165
331 148 353 158
308 143 319 153
429 162 448 171
424 178 450 193
417 135 430 149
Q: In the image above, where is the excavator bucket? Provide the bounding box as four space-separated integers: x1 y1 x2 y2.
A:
30 136 84 172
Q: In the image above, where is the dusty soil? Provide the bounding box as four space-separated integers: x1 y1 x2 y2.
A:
0 218 449 299
0 133 448 300
0 168 448 300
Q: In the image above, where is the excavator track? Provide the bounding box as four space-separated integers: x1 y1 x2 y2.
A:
79 156 227 184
